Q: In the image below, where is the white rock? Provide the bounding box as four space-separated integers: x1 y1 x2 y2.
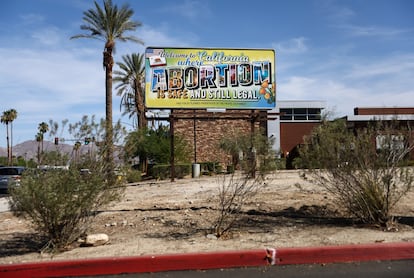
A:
206 234 218 240
84 233 109 247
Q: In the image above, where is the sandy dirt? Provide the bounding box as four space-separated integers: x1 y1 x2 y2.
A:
1 170 413 265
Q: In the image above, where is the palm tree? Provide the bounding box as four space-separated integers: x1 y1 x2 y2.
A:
38 122 49 164
1 109 17 165
114 53 147 129
35 132 42 165
71 0 143 178
72 141 82 165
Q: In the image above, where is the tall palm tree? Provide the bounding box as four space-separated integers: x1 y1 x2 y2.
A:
1 109 17 165
114 53 147 129
35 132 42 165
71 0 143 177
38 122 49 164
72 141 82 165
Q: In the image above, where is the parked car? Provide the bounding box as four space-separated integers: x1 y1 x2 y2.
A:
0 166 26 193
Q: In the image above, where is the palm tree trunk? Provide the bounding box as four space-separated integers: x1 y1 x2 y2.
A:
104 45 114 181
133 79 146 129
37 142 41 165
10 122 13 165
6 123 10 165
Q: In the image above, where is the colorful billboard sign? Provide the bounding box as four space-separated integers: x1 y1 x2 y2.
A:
145 47 276 109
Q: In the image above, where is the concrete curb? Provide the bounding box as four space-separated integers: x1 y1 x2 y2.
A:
1 242 413 277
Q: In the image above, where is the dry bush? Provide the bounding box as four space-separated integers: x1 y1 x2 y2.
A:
211 173 264 238
297 119 414 226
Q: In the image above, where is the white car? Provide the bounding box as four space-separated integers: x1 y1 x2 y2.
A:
0 166 26 193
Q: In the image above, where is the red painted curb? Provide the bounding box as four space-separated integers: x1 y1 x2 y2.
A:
0 242 413 277
276 242 414 265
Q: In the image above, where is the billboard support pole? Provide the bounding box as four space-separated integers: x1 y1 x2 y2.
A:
193 109 197 163
170 110 175 182
250 110 256 178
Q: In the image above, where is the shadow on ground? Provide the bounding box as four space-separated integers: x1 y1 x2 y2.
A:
2 205 413 257
0 233 46 258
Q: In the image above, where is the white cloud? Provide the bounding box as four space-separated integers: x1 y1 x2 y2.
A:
31 26 64 46
340 24 410 38
159 0 211 20
345 54 414 79
273 37 308 55
19 13 45 25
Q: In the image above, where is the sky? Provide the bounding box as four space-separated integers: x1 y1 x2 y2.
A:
0 0 413 148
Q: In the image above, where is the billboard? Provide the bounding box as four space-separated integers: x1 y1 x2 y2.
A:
145 47 276 109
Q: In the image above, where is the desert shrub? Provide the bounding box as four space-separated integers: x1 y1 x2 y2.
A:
296 119 414 226
125 169 142 183
209 131 277 237
8 161 123 251
151 163 191 180
200 161 221 175
211 173 265 238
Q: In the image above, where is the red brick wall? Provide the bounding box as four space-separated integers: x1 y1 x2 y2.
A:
173 109 263 167
354 107 414 115
280 122 320 156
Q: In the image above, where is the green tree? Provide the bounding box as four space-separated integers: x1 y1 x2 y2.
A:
124 126 190 171
114 53 147 129
41 151 70 166
296 119 414 226
71 0 143 179
1 109 18 165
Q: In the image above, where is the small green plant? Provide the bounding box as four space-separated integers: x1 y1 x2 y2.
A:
125 169 142 183
151 163 191 180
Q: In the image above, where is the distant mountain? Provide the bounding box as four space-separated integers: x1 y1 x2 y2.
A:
12 140 74 160
2 140 123 164
2 140 88 161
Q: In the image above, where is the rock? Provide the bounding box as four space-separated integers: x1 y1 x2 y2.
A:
82 233 109 247
206 234 218 240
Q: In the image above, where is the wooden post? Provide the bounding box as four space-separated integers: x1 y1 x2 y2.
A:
193 109 197 163
250 110 256 178
170 111 175 182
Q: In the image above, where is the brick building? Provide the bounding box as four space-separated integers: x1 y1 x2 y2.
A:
169 101 326 169
267 100 326 168
148 105 413 170
345 107 414 160
171 109 267 167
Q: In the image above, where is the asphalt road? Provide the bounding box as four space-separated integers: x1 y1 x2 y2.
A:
79 260 414 278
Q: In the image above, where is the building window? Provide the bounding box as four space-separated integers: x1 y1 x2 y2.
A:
280 108 322 121
293 108 307 120
376 135 404 150
280 108 292 120
308 108 322 120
